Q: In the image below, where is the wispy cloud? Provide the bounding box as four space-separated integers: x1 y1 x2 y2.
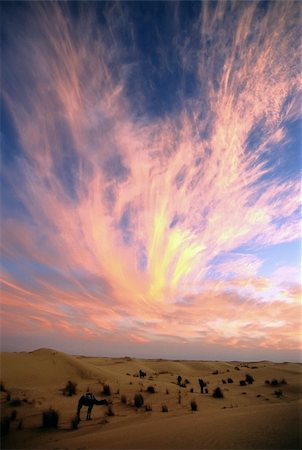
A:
1 1 301 357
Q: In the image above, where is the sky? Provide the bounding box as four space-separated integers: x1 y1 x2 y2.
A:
1 1 301 362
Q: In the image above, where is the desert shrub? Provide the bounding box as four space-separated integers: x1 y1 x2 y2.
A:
234 366 240 371
227 378 233 384
166 388 170 395
134 393 144 408
161 403 168 412
190 388 194 393
280 378 287 385
105 405 115 416
245 374 254 384
10 410 17 421
239 380 246 386
204 388 208 394
185 379 190 384
42 408 59 428
64 380 77 396
274 389 283 398
212 387 224 398
222 379 226 384
146 385 155 394
70 415 79 430
1 416 10 436
9 398 22 407
271 378 279 386
121 394 127 404
212 370 218 375
177 375 182 385
102 384 111 396
0 381 6 392
190 399 198 411
144 403 152 412
265 380 270 385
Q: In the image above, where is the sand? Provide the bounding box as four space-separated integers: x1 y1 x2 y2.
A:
1 348 301 449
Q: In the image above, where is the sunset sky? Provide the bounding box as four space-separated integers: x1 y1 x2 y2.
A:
1 1 301 362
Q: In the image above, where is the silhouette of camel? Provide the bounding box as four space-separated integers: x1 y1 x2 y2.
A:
77 393 109 420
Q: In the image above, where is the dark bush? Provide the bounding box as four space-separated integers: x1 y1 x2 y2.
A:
245 374 254 384
177 375 182 385
161 403 168 412
212 370 218 375
190 399 198 411
240 380 246 386
134 393 144 408
185 379 190 384
265 380 270 385
71 415 79 430
102 384 111 396
212 387 224 398
222 380 226 384
280 378 287 385
166 388 170 395
271 379 279 386
144 403 152 412
190 388 194 393
227 378 233 384
9 398 22 407
10 410 17 421
42 408 59 428
0 381 6 392
146 385 155 394
1 417 10 436
234 366 240 371
274 389 283 398
64 380 77 396
121 394 127 404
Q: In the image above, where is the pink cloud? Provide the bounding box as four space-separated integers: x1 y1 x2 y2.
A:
1 2 301 356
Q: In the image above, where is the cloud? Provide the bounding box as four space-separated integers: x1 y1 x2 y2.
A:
1 1 301 356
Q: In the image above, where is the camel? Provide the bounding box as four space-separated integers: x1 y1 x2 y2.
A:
77 393 109 420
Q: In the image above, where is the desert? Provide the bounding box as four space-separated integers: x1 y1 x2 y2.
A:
0 348 301 449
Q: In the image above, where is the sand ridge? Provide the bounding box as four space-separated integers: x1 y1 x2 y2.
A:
1 348 301 449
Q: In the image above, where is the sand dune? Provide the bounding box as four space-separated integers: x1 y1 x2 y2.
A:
1 348 301 449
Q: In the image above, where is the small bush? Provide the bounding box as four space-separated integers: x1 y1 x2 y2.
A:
146 385 155 394
234 366 240 371
161 403 168 412
134 393 144 408
102 384 111 396
280 378 287 385
64 380 77 396
212 370 218 375
190 388 194 393
121 394 127 404
245 374 254 384
185 379 190 384
265 380 270 385
42 408 59 428
190 399 198 411
10 410 17 421
271 378 279 386
274 389 283 398
144 403 152 412
70 415 79 430
212 387 224 398
222 379 226 384
1 417 10 436
177 375 182 385
166 388 170 395
227 378 233 384
239 380 246 386
9 398 22 407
